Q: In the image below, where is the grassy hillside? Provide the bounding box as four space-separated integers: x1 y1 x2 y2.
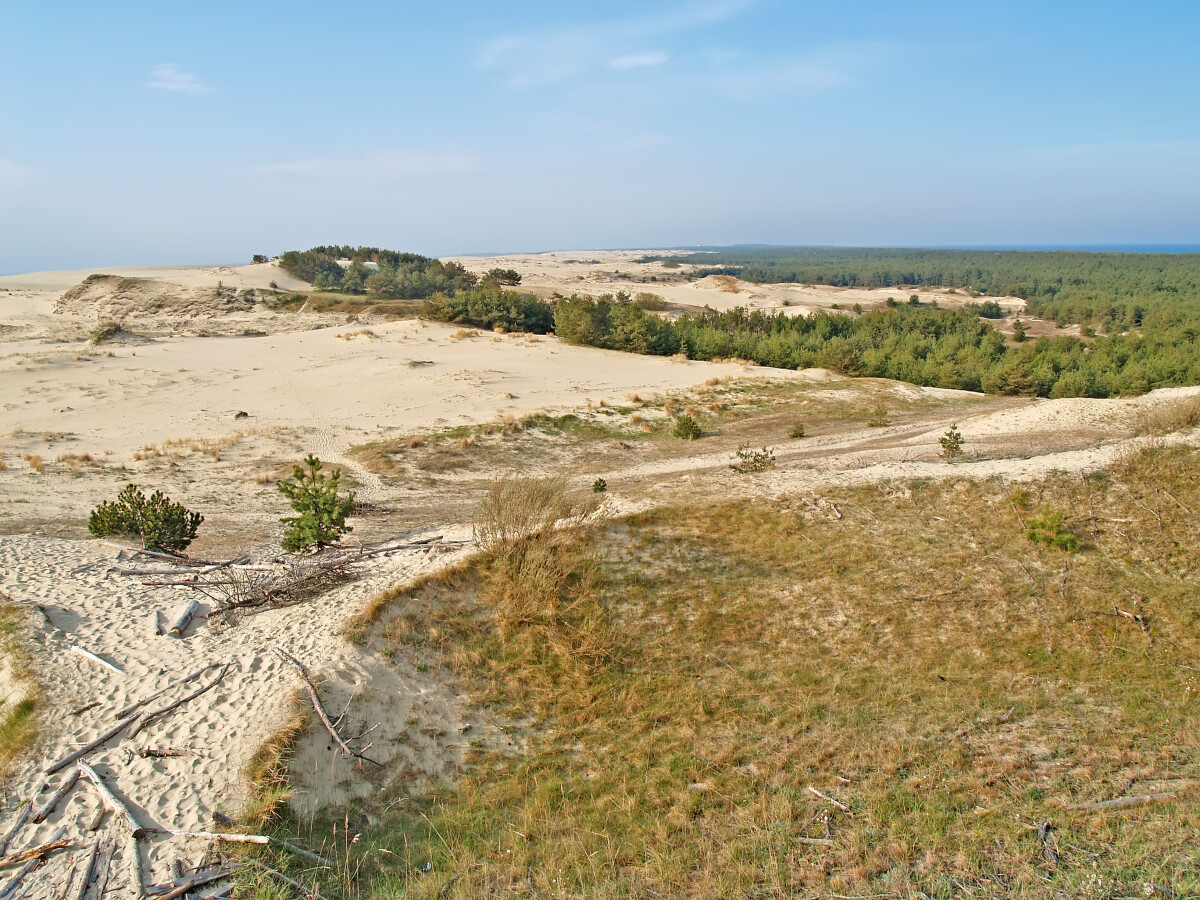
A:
236 439 1200 899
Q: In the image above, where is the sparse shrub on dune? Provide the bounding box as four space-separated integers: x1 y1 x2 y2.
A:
88 483 203 551
673 414 702 440
277 454 355 552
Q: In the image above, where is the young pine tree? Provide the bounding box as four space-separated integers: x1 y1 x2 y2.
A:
277 454 356 552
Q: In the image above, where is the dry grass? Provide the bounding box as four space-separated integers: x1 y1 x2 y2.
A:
247 444 1200 899
22 454 43 472
1134 393 1200 436
0 601 38 774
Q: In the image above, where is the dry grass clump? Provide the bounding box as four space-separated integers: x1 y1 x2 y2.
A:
0 458 6 471
55 452 103 473
22 453 43 472
1134 393 1200 436
338 328 377 341
0 602 39 773
254 444 1200 899
472 474 599 560
450 328 480 341
627 393 643 404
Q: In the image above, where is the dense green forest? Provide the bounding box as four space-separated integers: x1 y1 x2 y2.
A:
278 246 479 298
424 289 1200 399
646 247 1200 334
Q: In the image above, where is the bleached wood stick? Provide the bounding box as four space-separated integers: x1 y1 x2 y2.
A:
32 769 80 823
78 764 144 838
808 786 851 813
150 610 163 637
168 600 200 637
128 664 230 739
44 714 140 775
0 858 37 898
69 646 124 676
115 662 220 719
1066 791 1175 812
0 829 69 869
73 840 100 900
794 836 834 846
0 802 30 857
273 647 383 767
148 829 267 844
272 837 330 866
146 865 238 895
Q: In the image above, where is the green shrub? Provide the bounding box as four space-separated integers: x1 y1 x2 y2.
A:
278 455 355 552
868 405 890 427
789 422 805 439
1025 506 1081 552
88 484 203 551
592 477 607 493
90 321 124 343
673 415 702 440
939 424 965 459
731 445 776 474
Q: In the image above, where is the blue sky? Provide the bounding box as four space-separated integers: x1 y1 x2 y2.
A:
1 1 1198 272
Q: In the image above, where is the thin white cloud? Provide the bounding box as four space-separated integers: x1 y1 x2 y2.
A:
149 64 211 95
479 1 751 86
0 157 29 187
611 51 669 70
700 41 891 100
242 149 476 183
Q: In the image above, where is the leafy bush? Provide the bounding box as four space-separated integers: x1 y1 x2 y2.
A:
789 422 805 439
277 455 355 552
939 424 965 459
1025 506 1081 552
673 415 702 440
485 268 522 286
88 484 203 551
592 477 607 493
421 287 554 333
731 445 776 474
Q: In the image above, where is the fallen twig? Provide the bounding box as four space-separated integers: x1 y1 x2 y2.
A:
1066 792 1175 812
144 828 268 844
116 662 222 719
128 664 230 739
0 831 70 870
273 647 383 767
68 646 124 676
32 769 80 823
0 803 30 857
78 763 144 838
808 786 851 813
45 715 141 775
242 858 331 900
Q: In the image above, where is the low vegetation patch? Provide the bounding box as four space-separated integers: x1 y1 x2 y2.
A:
0 601 38 773
88 483 203 551
243 444 1200 899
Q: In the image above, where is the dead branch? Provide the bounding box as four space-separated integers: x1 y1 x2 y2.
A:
32 769 80 823
144 828 267 844
128 664 230 739
116 663 222 719
241 858 331 900
0 803 30 857
273 647 383 767
168 600 200 637
271 838 331 867
808 786 851 813
78 763 144 838
68 646 124 676
146 865 237 896
1066 792 1175 812
0 831 70 870
45 715 141 775
73 840 99 900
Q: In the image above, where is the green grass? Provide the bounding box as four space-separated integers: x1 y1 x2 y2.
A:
239 444 1200 899
0 601 38 773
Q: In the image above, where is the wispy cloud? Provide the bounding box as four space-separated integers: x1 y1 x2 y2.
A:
698 42 891 100
0 157 29 187
242 149 476 183
479 1 751 86
611 51 669 71
149 64 211 95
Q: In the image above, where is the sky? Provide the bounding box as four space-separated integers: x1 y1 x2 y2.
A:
1 1 1198 273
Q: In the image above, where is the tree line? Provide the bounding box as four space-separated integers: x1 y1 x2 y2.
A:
278 247 522 300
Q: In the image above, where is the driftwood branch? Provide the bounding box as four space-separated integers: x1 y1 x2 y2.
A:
73 840 100 900
0 803 30 857
45 715 140 775
116 662 221 719
168 600 200 637
0 830 70 870
32 768 80 823
242 858 332 900
68 646 124 676
147 865 237 897
128 664 230 739
78 764 144 838
272 838 331 867
1066 791 1175 812
273 647 383 767
808 786 851 813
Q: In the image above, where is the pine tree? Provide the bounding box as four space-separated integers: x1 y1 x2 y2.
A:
277 455 356 552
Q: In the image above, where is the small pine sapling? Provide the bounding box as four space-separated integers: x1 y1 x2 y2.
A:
731 445 776 474
939 424 965 460
673 414 702 440
592 477 607 493
789 422 805 439
278 454 356 552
